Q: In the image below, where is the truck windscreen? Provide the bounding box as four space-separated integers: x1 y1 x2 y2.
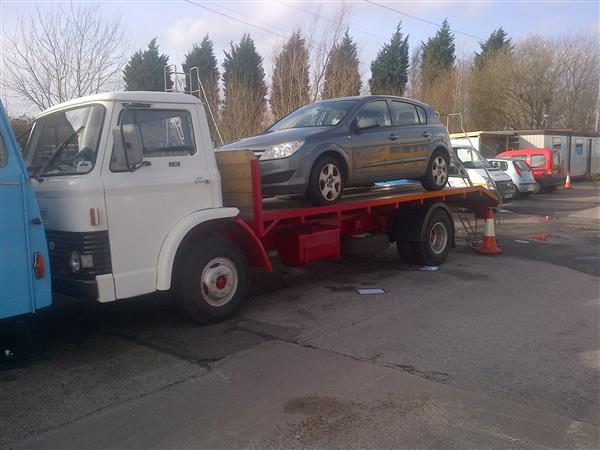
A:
25 104 105 177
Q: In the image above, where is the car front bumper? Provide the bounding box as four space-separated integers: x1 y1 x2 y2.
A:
258 151 313 195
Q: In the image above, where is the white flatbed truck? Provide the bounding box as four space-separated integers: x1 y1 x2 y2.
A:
23 92 498 323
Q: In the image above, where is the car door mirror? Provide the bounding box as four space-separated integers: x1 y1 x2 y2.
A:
351 117 379 132
111 124 144 171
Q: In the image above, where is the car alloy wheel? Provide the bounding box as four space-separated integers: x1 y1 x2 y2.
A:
319 163 342 201
432 156 448 187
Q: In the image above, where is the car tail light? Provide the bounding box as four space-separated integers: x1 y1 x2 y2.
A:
33 252 45 279
513 161 522 176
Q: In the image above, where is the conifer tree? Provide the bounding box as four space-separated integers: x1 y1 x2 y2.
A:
221 34 267 141
270 31 310 120
474 27 512 68
322 30 361 99
182 35 220 141
369 22 410 96
420 20 455 86
124 38 172 91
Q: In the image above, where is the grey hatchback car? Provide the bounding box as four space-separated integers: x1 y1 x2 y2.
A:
218 95 452 205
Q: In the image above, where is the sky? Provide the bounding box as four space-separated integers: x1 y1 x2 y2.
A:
1 0 599 115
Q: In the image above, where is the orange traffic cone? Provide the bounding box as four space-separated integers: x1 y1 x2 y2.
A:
476 208 502 255
564 171 572 189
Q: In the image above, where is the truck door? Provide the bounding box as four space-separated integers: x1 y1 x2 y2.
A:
0 103 51 318
102 105 215 299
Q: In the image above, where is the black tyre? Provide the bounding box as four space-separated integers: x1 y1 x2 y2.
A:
177 235 248 324
543 185 558 193
397 209 453 266
307 156 344 205
421 149 450 191
396 241 420 265
512 184 520 199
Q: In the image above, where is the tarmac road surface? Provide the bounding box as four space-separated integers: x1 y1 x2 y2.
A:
1 182 598 449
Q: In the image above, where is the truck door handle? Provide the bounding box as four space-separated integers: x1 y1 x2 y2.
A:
389 134 399 141
32 217 42 225
195 177 210 184
422 131 431 138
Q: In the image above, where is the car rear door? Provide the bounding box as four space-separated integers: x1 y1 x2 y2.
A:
386 100 430 178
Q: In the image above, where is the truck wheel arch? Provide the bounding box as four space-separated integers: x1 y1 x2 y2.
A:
155 208 271 291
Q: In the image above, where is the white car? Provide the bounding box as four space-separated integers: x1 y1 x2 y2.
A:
448 146 516 202
488 158 538 197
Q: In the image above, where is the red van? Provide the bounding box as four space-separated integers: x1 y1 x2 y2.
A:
495 148 564 192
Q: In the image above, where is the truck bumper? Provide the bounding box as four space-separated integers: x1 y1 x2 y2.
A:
52 276 98 300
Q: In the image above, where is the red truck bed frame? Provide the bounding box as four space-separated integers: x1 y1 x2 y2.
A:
226 158 499 268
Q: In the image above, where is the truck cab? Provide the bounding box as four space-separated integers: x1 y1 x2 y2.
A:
24 92 242 309
0 102 51 319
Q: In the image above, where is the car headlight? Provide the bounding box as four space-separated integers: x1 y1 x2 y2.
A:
260 140 304 160
70 250 81 273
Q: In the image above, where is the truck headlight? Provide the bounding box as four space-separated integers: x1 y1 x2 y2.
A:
70 250 81 273
260 140 304 160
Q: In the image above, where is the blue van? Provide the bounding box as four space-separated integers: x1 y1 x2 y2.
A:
0 102 51 318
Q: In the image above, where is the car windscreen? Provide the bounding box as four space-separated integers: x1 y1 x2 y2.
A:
269 100 357 131
454 147 492 169
25 105 105 177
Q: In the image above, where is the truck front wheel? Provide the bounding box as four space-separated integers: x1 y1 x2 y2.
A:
178 236 248 324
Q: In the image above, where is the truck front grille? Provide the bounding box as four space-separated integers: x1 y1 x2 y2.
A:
45 230 111 280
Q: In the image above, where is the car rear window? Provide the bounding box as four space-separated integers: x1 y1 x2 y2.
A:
513 160 530 171
530 154 546 168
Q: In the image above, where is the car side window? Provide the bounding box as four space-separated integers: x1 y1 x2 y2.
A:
120 109 196 157
0 134 7 167
390 101 420 126
416 106 427 124
500 161 508 171
354 101 391 128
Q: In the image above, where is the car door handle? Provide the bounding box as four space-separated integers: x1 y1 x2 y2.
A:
422 131 431 138
195 177 210 184
389 134 399 141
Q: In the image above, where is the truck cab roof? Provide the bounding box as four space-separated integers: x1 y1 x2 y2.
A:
35 92 203 119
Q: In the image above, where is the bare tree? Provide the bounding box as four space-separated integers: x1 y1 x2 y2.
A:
3 3 127 111
305 2 351 102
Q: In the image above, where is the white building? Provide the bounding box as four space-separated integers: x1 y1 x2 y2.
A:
450 130 600 177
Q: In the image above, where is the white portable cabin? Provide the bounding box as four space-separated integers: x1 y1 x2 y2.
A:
450 130 600 177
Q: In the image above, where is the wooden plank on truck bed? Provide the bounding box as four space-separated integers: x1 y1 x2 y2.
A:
215 150 256 220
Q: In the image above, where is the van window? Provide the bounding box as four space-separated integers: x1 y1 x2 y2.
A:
0 134 6 167
510 154 527 162
390 101 419 126
120 109 196 157
530 154 546 168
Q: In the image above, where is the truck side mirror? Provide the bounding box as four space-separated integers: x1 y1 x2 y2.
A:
111 124 144 171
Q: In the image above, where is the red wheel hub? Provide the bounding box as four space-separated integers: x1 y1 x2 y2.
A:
216 275 227 290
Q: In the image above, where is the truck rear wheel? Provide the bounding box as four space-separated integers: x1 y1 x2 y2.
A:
396 208 453 266
177 236 248 324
